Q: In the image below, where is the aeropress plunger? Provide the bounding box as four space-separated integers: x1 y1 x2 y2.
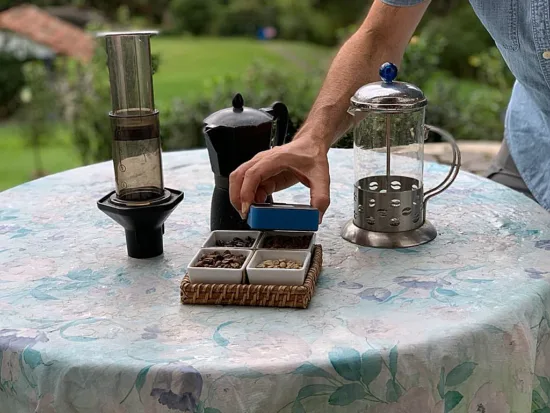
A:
96 31 183 259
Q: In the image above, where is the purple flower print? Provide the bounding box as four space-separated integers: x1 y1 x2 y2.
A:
338 281 364 290
393 276 439 290
141 325 162 340
525 268 548 279
0 329 48 352
535 240 550 251
359 288 391 302
148 363 203 411
0 225 17 235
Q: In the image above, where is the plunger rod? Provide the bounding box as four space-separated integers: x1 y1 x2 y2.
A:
385 114 391 190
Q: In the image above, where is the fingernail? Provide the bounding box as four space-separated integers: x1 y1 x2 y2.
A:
241 202 250 217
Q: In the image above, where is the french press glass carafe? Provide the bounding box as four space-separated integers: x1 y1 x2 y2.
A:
341 62 461 248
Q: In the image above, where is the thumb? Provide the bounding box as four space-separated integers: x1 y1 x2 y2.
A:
309 173 330 223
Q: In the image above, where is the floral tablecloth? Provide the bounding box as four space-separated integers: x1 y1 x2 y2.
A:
0 148 550 413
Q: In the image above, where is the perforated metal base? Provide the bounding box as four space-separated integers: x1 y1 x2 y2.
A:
341 218 437 248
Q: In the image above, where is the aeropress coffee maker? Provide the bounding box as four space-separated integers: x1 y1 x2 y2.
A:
97 31 184 259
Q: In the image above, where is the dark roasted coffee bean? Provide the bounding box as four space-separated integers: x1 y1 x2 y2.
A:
194 250 247 269
215 236 255 248
262 235 312 249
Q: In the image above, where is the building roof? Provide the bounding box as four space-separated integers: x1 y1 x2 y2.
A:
0 4 94 62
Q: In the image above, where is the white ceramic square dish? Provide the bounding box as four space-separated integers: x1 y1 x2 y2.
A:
246 250 311 286
257 231 316 251
187 248 253 284
201 230 261 249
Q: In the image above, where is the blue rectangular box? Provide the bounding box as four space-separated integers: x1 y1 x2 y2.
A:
247 203 319 232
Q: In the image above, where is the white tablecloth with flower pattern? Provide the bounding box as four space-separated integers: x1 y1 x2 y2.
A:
0 148 550 413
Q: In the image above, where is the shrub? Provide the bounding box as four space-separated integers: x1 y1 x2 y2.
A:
210 0 276 37
425 73 509 142
273 0 335 46
17 61 61 176
64 46 112 165
161 61 323 150
420 3 494 79
0 53 25 119
166 0 365 46
168 0 220 35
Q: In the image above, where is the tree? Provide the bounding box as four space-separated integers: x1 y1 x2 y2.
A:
19 60 60 178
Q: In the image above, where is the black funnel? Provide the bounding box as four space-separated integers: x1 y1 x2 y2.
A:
98 189 183 259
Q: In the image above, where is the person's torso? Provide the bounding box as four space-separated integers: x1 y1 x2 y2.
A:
469 0 550 210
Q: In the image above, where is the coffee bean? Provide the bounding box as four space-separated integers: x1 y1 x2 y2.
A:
256 258 302 269
195 250 246 269
215 236 255 248
262 235 312 249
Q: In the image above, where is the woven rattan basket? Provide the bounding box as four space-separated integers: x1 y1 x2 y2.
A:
180 245 323 309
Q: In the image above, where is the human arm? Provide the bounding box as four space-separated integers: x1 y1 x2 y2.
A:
296 0 430 151
229 0 431 221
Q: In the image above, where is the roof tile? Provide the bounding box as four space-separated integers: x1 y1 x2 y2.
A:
0 4 94 62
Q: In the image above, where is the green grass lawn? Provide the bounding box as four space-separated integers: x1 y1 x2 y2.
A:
0 36 332 192
0 124 81 190
151 37 331 108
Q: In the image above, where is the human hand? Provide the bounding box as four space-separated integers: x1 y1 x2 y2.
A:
229 137 331 223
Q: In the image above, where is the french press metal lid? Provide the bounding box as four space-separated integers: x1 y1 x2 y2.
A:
341 62 461 248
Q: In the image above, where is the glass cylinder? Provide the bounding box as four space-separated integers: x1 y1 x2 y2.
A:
102 31 165 204
105 32 156 116
353 108 425 192
110 113 164 203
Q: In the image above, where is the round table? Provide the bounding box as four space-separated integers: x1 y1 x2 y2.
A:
1 149 550 413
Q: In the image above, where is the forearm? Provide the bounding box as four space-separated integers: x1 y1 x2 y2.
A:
295 0 430 152
299 30 402 148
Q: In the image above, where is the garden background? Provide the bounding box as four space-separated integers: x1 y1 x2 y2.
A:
0 0 514 190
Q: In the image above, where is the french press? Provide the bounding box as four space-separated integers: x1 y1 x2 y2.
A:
341 62 461 248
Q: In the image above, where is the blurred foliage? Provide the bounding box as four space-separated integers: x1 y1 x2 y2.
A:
63 1 514 162
168 0 366 46
209 0 276 38
0 0 170 23
60 17 162 164
420 5 495 79
161 61 323 150
0 0 517 164
64 46 112 164
18 61 61 175
0 53 25 118
425 46 513 142
168 0 221 35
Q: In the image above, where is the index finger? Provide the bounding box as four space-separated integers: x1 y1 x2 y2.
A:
240 155 289 215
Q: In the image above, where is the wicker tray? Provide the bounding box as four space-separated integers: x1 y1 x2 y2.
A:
180 245 323 309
